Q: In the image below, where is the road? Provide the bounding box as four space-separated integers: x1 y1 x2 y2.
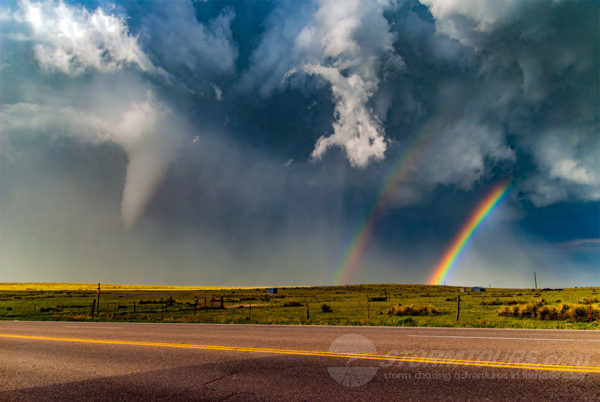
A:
1 321 599 400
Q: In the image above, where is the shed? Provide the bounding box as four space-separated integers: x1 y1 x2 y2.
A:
471 286 486 292
267 287 278 295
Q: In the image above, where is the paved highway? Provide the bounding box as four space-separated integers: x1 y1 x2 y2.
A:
1 321 599 400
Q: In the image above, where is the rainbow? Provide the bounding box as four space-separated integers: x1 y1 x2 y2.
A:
334 118 440 285
427 180 512 285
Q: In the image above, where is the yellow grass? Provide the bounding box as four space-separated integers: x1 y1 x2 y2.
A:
0 283 270 291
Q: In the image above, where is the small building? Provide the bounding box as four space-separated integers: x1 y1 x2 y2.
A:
471 286 486 292
267 287 278 295
459 287 466 293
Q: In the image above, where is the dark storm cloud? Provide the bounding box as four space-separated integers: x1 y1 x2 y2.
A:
0 0 597 286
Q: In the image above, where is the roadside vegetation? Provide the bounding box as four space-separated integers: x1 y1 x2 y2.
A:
498 300 600 322
388 304 441 316
0 283 598 329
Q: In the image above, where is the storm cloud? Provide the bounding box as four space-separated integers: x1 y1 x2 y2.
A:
0 0 597 286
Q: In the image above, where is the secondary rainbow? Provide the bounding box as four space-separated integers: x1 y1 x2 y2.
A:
427 180 512 285
334 118 439 285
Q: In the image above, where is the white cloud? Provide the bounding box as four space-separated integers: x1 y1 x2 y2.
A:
524 128 600 205
16 0 155 75
242 0 403 168
143 3 237 75
417 119 515 188
420 0 521 33
304 64 386 167
551 159 595 186
237 4 312 96
211 83 223 101
302 0 401 167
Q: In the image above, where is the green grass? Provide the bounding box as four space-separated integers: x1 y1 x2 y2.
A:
0 284 598 329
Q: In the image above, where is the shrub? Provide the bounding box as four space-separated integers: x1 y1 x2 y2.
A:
321 304 333 313
282 301 303 307
480 299 525 306
568 305 589 321
39 306 60 313
388 304 441 316
536 306 558 320
577 297 599 304
498 302 600 322
396 317 417 326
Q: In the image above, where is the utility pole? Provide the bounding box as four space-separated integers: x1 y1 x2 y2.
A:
534 272 537 290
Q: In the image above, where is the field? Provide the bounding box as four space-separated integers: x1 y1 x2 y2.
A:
0 283 598 329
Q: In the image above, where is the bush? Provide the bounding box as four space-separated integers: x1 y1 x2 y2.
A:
39 306 60 313
577 297 599 304
282 301 303 307
396 317 417 326
498 302 600 322
388 304 441 316
321 304 333 313
480 299 525 306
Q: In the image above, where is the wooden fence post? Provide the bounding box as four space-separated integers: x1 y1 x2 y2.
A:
306 302 310 320
456 294 461 322
96 283 101 318
90 299 96 319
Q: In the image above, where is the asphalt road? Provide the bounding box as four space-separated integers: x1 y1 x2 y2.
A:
1 321 599 401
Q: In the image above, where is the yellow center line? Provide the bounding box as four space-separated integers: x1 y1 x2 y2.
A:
2 333 599 373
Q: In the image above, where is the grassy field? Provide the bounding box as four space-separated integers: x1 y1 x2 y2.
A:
0 283 598 329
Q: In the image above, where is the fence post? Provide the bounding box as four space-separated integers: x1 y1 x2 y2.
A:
456 294 461 322
249 300 252 321
96 283 101 318
194 297 198 316
367 298 371 321
133 301 136 314
306 302 310 320
90 299 96 319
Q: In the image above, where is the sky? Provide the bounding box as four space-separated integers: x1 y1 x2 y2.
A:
0 0 598 288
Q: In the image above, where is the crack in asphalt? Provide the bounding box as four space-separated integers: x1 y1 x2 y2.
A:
218 391 256 401
203 374 232 388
